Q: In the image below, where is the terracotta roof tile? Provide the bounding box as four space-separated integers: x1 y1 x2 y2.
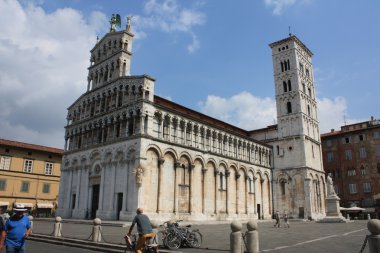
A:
0 139 64 154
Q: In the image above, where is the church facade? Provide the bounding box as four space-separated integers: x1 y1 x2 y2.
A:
57 18 326 221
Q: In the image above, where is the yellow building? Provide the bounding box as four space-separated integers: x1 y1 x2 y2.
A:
0 139 63 217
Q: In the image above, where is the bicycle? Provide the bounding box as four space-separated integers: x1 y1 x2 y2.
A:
164 220 202 250
124 233 158 253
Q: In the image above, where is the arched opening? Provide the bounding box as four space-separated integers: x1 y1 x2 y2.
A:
283 81 287 92
287 102 292 113
288 80 292 91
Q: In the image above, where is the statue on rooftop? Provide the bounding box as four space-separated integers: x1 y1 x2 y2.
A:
110 14 121 32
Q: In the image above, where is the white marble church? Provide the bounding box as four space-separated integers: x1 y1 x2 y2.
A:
57 16 326 221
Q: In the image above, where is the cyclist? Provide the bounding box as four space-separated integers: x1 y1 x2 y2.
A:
127 208 155 253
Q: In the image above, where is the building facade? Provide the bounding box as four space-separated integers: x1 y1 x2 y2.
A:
321 117 380 217
0 139 63 216
57 17 326 221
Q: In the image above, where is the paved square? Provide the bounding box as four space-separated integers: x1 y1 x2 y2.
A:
32 219 370 253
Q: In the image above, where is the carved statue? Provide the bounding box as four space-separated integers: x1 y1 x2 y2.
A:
134 166 144 185
126 16 132 32
326 175 336 196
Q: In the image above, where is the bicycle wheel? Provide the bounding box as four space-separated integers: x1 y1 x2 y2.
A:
165 233 181 250
188 231 202 248
156 230 166 247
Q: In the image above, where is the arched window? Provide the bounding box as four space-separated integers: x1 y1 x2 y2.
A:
308 88 312 97
287 102 292 113
307 105 311 116
280 180 286 195
302 83 306 93
288 80 292 91
283 81 287 92
281 62 284 72
287 59 290 70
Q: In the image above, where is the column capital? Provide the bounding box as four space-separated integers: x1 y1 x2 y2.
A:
158 158 165 165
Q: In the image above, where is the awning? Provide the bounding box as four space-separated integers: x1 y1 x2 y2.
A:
37 202 54 209
340 206 365 211
15 202 34 208
0 201 9 206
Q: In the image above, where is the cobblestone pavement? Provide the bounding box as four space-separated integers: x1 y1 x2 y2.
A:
31 219 371 253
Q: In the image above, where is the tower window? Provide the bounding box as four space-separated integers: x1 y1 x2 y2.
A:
299 63 304 73
308 88 312 97
281 62 284 72
307 105 311 116
302 83 306 93
286 102 292 113
306 69 310 77
287 59 290 70
281 181 286 195
283 81 287 92
288 80 292 91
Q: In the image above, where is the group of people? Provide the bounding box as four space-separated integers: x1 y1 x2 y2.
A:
0 204 32 253
0 204 153 253
274 211 290 228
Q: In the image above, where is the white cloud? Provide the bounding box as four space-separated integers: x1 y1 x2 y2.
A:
0 0 107 148
133 0 206 53
264 0 311 15
317 97 366 134
198 92 277 130
198 91 362 135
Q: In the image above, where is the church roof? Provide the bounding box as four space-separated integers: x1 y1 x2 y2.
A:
154 95 272 147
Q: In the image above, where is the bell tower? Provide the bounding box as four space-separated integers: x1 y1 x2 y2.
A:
268 35 326 220
269 35 321 170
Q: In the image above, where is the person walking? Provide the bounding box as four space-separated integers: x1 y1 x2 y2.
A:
0 209 4 250
127 208 155 253
274 210 281 228
284 213 290 228
0 203 31 253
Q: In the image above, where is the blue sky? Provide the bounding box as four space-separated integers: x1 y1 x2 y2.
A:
0 0 379 148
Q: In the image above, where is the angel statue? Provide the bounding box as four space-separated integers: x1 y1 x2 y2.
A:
110 14 121 32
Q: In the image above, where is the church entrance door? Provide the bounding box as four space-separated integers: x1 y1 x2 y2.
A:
257 204 261 219
116 193 123 220
91 184 100 219
299 207 304 218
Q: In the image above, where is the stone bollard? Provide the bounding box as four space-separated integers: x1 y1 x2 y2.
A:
367 219 380 253
150 220 159 245
230 221 243 253
346 214 350 220
246 221 259 253
54 216 62 237
92 218 102 242
28 215 34 234
368 214 371 220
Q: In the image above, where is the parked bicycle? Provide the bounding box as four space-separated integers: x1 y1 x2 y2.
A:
124 233 158 253
163 220 202 250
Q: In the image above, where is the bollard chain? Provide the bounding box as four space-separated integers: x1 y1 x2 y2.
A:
358 235 369 253
99 227 111 244
242 231 248 253
86 230 94 241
